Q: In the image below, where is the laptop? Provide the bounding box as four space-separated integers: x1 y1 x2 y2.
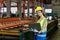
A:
29 23 41 31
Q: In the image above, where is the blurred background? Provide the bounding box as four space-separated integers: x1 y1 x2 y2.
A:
0 0 60 40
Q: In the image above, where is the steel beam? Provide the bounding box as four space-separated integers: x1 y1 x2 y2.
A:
33 0 36 17
18 0 22 18
6 0 10 17
27 0 29 17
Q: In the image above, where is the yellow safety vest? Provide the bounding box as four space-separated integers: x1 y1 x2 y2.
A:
37 17 47 32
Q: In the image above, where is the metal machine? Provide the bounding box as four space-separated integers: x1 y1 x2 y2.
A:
0 0 58 40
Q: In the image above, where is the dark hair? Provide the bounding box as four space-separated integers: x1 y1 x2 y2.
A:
38 10 47 17
37 11 47 20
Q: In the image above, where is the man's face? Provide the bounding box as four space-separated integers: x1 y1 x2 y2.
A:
37 11 43 17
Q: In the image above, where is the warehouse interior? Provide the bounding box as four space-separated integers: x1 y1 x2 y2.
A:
0 0 60 40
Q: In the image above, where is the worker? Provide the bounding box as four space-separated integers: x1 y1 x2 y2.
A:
35 6 48 40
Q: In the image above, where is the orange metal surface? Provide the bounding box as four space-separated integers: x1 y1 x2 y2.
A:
0 20 34 28
0 0 5 3
0 18 35 29
0 17 21 23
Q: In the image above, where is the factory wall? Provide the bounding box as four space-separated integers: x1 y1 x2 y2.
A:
52 2 60 27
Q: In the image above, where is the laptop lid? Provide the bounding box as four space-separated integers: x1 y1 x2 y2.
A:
29 23 41 31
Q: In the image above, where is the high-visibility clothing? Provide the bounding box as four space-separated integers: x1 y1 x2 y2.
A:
37 17 47 33
34 17 47 40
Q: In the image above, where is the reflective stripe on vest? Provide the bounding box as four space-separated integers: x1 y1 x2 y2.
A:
37 17 47 29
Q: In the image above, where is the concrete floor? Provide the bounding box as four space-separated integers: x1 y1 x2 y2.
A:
49 26 60 40
0 27 60 40
0 36 19 40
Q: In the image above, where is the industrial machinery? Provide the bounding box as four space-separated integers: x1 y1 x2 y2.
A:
0 0 58 40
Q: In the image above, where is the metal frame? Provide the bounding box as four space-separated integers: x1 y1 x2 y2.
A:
18 0 22 18
6 0 10 17
33 0 36 17
5 0 44 18
27 0 29 17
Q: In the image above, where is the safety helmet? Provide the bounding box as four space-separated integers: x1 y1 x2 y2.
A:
35 6 43 12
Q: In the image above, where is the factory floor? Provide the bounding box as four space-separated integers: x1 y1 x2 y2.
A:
48 26 60 40
0 27 60 40
0 36 19 40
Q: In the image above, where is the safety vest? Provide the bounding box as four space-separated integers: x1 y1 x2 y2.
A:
37 17 47 32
